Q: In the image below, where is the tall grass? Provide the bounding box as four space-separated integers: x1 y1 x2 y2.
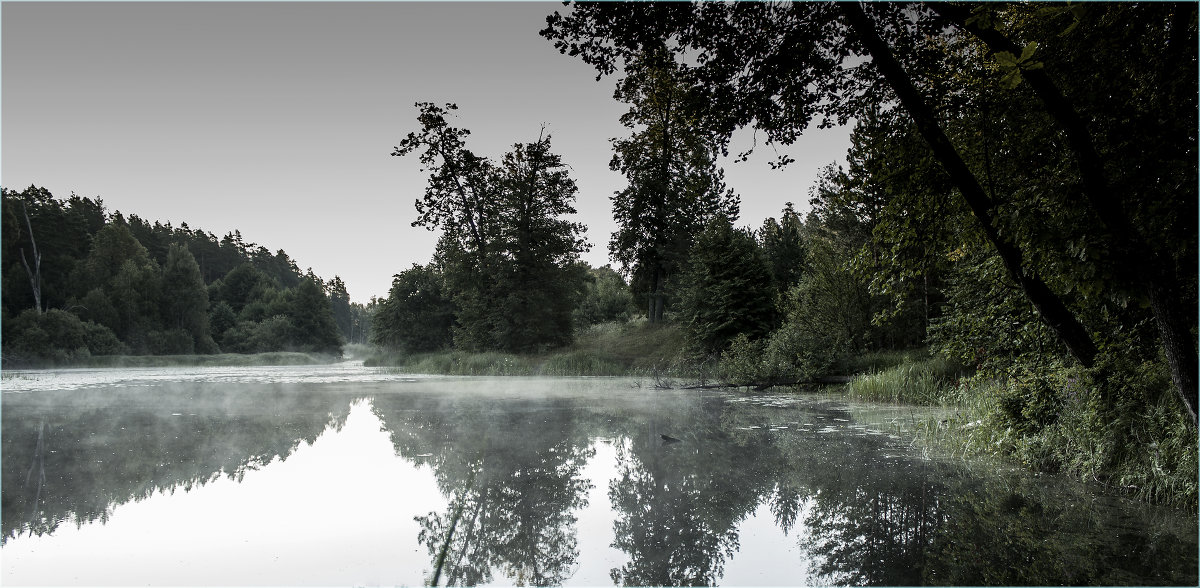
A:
845 354 972 405
367 320 698 377
907 363 1198 508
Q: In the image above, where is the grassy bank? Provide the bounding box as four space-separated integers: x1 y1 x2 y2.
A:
843 356 1198 508
366 325 1196 507
5 351 341 369
365 320 698 377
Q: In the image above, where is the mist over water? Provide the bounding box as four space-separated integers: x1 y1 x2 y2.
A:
2 364 1196 586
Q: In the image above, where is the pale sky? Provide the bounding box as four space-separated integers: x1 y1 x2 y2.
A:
3 2 852 304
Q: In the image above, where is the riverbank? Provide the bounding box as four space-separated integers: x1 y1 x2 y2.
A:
365 321 695 377
367 328 1197 508
847 357 1198 509
2 351 341 369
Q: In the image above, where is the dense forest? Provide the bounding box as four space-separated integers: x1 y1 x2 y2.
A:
370 2 1197 503
1 186 364 365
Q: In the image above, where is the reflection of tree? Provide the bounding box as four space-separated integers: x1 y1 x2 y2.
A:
1 384 357 542
371 393 595 586
800 476 946 586
923 474 1199 586
720 398 947 586
607 396 778 586
735 397 1198 587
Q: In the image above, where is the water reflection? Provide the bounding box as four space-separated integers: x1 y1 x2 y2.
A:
1 372 1195 586
372 392 595 585
2 383 359 543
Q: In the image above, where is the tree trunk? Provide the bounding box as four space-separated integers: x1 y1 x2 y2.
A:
650 267 665 323
1149 276 1199 422
840 2 1098 367
19 203 43 315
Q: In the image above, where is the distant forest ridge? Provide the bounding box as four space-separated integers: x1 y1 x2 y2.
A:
2 185 367 366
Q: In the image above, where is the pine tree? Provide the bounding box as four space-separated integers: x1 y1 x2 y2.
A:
677 217 775 354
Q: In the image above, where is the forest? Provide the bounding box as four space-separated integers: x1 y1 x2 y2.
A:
1 185 364 364
369 2 1197 504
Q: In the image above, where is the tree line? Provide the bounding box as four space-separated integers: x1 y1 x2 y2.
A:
538 1 1197 425
2 186 360 365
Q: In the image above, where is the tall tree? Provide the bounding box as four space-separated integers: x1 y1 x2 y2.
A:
160 243 218 353
677 216 776 354
758 202 807 304
392 105 589 352
393 103 504 349
608 50 739 322
491 131 590 352
287 276 343 355
326 275 353 342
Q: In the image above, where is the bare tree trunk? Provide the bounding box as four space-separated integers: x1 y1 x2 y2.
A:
19 203 43 315
650 267 665 323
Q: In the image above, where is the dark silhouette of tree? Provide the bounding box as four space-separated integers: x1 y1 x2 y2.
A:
608 51 739 323
390 105 589 352
676 216 775 354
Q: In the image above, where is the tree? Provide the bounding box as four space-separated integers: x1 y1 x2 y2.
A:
758 202 807 308
489 131 590 352
69 223 162 350
392 105 589 352
326 275 353 342
394 103 504 349
677 217 775 354
2 186 99 316
160 243 218 354
541 1 1198 422
370 263 456 353
287 277 343 355
607 50 739 322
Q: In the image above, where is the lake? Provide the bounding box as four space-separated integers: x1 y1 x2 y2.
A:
1 362 1196 586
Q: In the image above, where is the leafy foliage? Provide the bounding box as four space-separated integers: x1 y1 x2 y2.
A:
607 51 740 322
370 263 456 354
676 217 775 354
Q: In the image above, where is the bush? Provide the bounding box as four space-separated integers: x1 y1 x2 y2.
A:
2 308 126 365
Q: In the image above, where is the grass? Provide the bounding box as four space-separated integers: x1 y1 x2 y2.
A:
845 354 973 405
901 365 1198 508
365 320 698 377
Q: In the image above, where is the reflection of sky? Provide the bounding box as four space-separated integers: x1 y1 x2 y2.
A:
1 397 816 586
2 399 444 586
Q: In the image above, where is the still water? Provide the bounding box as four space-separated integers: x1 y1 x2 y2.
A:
1 362 1195 586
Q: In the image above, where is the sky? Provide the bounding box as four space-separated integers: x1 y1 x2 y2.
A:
2 2 853 304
